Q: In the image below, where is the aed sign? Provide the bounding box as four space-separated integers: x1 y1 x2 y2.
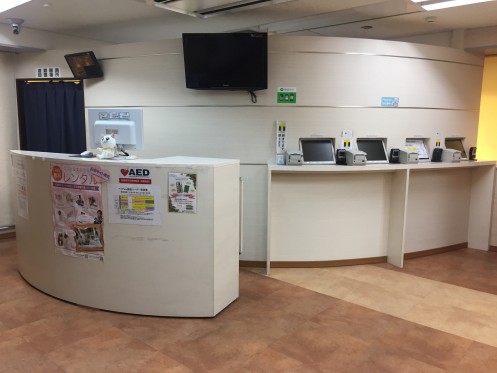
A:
119 168 152 184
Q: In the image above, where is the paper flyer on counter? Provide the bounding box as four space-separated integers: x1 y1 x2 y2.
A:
50 163 110 260
168 172 197 213
108 184 161 225
12 157 29 219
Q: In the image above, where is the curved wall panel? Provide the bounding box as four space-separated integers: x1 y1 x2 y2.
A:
15 35 485 260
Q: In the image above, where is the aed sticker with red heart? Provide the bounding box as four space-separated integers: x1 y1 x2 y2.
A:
119 168 151 184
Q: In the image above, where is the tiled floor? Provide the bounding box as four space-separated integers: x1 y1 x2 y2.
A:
2 237 497 372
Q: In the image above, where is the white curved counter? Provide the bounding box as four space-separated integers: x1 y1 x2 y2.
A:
11 150 240 317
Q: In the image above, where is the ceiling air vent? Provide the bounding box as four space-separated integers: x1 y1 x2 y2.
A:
153 0 294 18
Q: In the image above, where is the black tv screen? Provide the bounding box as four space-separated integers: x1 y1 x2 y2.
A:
357 139 388 163
300 138 335 164
64 51 103 79
182 33 267 91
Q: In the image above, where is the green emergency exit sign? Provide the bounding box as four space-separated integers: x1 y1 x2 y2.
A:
277 87 297 104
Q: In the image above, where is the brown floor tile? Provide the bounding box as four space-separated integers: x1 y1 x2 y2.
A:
0 335 65 372
454 341 497 372
46 327 159 373
269 321 371 370
211 346 319 373
377 248 497 295
3 237 497 372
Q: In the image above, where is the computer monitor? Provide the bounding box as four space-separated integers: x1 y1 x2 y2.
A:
299 138 335 165
356 138 388 163
445 138 467 159
87 108 144 151
405 138 430 160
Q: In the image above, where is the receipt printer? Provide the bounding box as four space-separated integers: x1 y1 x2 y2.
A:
286 150 303 166
345 150 367 166
442 148 461 163
399 150 419 164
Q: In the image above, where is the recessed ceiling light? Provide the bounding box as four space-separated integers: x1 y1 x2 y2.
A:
0 0 32 14
411 0 494 11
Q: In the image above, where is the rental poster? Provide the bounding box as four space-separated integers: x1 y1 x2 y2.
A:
108 184 161 225
168 172 197 213
51 163 110 260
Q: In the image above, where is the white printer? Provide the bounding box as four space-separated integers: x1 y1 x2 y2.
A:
345 150 367 166
442 148 462 163
286 150 303 166
399 150 419 164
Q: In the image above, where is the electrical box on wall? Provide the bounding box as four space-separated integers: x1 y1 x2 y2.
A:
87 108 144 150
36 67 61 78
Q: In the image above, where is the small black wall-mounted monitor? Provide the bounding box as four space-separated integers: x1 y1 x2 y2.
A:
356 138 388 163
182 33 267 91
445 138 468 159
64 51 103 79
299 138 335 165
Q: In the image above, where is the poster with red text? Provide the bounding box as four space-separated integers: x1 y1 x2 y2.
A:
50 163 110 260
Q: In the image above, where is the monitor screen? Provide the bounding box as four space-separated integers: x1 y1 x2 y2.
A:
405 139 430 160
299 138 335 164
445 138 467 159
64 51 103 80
356 139 388 163
182 33 267 91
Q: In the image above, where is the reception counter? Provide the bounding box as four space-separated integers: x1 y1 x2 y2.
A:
11 150 240 317
267 161 496 273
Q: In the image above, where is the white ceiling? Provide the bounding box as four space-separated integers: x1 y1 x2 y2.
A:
2 0 497 53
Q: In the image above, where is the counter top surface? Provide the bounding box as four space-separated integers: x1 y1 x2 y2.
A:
268 160 496 173
11 150 239 167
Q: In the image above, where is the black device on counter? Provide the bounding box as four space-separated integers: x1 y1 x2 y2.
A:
389 148 400 163
469 147 477 161
336 149 347 165
432 148 443 162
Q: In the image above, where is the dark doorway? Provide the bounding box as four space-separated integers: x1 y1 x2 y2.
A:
16 80 86 154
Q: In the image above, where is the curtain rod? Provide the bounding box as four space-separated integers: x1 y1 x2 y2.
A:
23 79 81 84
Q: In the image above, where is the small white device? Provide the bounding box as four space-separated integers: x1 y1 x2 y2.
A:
442 148 462 163
399 150 419 164
286 150 303 166
345 150 367 166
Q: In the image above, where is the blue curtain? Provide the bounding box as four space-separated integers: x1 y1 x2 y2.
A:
20 81 86 154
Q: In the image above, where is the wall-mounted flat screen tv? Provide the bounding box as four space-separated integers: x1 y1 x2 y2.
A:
64 51 103 79
182 33 267 91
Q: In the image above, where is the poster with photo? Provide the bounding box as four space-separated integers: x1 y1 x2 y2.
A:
108 184 161 225
50 163 110 260
168 173 197 213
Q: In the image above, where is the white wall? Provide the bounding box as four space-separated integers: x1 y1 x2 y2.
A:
0 23 110 52
12 35 484 260
0 53 18 227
